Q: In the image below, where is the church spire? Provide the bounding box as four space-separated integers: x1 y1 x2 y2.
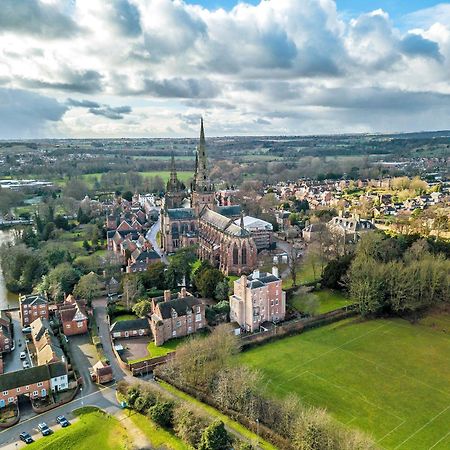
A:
198 116 207 175
193 117 213 192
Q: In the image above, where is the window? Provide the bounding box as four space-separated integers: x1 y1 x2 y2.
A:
77 322 83 328
37 382 43 387
8 397 14 403
275 300 279 305
2 391 8 396
188 326 192 333
33 391 38 397
60 376 65 381
196 306 201 314
195 314 202 322
172 330 177 337
66 324 71 328
271 300 274 306
41 389 46 397
24 310 28 315
176 320 181 328
16 388 20 393
4 338 8 343
232 244 239 265
26 386 30 391
34 311 38 316
188 317 192 324
242 246 247 265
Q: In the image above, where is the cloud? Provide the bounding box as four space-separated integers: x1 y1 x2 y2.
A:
0 0 79 39
88 105 132 120
400 33 442 60
0 88 68 138
66 98 101 108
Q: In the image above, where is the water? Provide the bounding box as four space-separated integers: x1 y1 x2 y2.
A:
0 229 19 310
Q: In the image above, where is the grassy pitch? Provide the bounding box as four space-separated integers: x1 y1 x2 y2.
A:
239 314 450 449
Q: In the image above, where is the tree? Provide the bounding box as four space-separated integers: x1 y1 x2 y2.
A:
132 299 152 317
64 179 90 201
195 268 225 298
123 274 145 309
321 254 353 290
287 245 302 287
215 280 230 302
148 401 174 428
174 405 207 448
74 272 102 304
166 247 197 288
46 263 81 301
122 191 133 202
141 262 166 290
198 420 230 450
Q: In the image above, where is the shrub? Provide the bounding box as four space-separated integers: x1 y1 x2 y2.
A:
173 404 208 447
148 401 174 428
198 420 230 450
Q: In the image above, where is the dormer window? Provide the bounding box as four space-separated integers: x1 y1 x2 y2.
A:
171 308 178 318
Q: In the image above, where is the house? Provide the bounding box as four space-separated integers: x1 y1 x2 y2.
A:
126 249 161 273
30 318 66 366
110 318 150 339
230 268 286 333
0 311 13 354
19 293 49 327
0 361 68 408
150 289 206 346
90 361 114 384
58 295 88 336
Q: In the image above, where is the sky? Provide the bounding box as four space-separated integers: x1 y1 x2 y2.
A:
0 0 450 138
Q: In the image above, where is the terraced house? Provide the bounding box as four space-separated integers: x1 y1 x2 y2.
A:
19 293 49 327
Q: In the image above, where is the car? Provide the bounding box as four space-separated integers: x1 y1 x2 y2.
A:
22 361 30 369
56 415 70 427
22 326 32 334
19 351 26 360
19 432 33 444
38 422 52 436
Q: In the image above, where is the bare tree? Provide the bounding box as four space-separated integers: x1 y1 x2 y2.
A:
287 245 303 287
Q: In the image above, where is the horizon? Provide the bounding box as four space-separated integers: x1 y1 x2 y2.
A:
1 0 450 139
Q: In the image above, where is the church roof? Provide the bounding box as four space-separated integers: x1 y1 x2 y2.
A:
167 208 195 220
217 205 242 218
200 208 250 237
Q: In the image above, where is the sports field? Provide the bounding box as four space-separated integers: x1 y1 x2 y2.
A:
239 315 450 449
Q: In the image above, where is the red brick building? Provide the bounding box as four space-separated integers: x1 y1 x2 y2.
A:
19 293 49 327
149 289 205 346
0 311 13 354
58 295 88 336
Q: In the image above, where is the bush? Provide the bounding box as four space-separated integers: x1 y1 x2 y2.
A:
148 401 174 428
198 420 230 450
173 404 208 448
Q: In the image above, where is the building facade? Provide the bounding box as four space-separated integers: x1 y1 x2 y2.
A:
58 295 88 336
230 268 286 332
149 289 205 346
19 294 49 327
0 312 13 354
160 119 257 275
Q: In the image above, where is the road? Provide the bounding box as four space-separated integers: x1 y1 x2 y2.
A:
146 217 168 264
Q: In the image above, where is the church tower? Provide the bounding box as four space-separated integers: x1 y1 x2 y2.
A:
164 152 185 209
191 118 216 214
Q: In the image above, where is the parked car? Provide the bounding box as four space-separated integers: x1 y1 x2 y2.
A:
22 361 30 369
22 326 32 334
56 415 70 427
38 423 52 436
19 432 33 444
19 351 26 360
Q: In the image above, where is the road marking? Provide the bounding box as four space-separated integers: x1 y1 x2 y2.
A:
428 430 450 450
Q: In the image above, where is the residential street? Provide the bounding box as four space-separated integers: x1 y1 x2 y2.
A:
146 217 168 264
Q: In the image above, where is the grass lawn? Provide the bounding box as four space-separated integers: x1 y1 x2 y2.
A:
282 259 322 289
238 314 450 450
129 338 185 363
113 314 138 323
290 289 354 315
27 407 130 449
159 381 277 450
129 411 189 450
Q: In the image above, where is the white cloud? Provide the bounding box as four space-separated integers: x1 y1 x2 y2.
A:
0 0 449 137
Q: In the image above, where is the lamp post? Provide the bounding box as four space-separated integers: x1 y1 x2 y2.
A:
80 387 83 406
256 418 259 438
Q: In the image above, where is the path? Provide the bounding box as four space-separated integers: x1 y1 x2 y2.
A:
146 217 168 264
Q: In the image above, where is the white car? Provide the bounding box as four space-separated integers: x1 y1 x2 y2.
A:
19 351 26 360
22 361 30 369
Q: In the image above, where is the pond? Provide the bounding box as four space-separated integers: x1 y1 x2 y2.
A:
0 229 19 310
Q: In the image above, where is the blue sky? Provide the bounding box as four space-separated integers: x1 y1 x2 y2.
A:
187 1 444 19
1 0 450 138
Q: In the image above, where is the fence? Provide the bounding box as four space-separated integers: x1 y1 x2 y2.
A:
241 305 358 349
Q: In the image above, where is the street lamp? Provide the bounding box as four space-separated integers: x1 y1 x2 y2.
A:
256 418 259 438
80 387 83 406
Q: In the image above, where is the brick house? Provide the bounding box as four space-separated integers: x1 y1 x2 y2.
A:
0 311 13 354
110 318 150 339
58 295 88 336
149 289 206 346
90 361 114 384
19 293 49 327
230 268 286 333
30 318 66 366
0 361 68 408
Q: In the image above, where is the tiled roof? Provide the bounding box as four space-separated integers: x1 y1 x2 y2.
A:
217 205 242 217
156 296 202 320
110 318 150 333
20 294 47 306
167 208 195 220
201 208 249 237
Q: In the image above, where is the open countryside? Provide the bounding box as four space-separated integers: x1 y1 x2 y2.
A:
239 313 450 449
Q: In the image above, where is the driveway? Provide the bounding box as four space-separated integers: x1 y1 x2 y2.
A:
146 218 168 264
2 311 32 373
68 333 97 395
115 337 150 363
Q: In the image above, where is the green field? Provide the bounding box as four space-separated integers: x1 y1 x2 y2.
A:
80 171 192 187
239 315 450 449
290 289 355 315
28 408 130 449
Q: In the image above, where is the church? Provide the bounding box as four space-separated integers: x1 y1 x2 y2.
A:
160 119 257 275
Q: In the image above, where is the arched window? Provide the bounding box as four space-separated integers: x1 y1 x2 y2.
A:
242 245 247 265
232 244 239 265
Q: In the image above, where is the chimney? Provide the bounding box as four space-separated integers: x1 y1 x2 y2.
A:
272 266 279 278
179 287 187 298
163 290 171 302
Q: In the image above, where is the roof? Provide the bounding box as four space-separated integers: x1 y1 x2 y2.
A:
233 215 273 231
201 208 250 237
0 363 66 391
134 250 160 262
167 208 195 220
20 294 47 306
217 205 242 217
110 318 150 333
156 296 203 320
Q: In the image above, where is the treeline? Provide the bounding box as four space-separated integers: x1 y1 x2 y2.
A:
348 235 449 319
155 325 376 450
